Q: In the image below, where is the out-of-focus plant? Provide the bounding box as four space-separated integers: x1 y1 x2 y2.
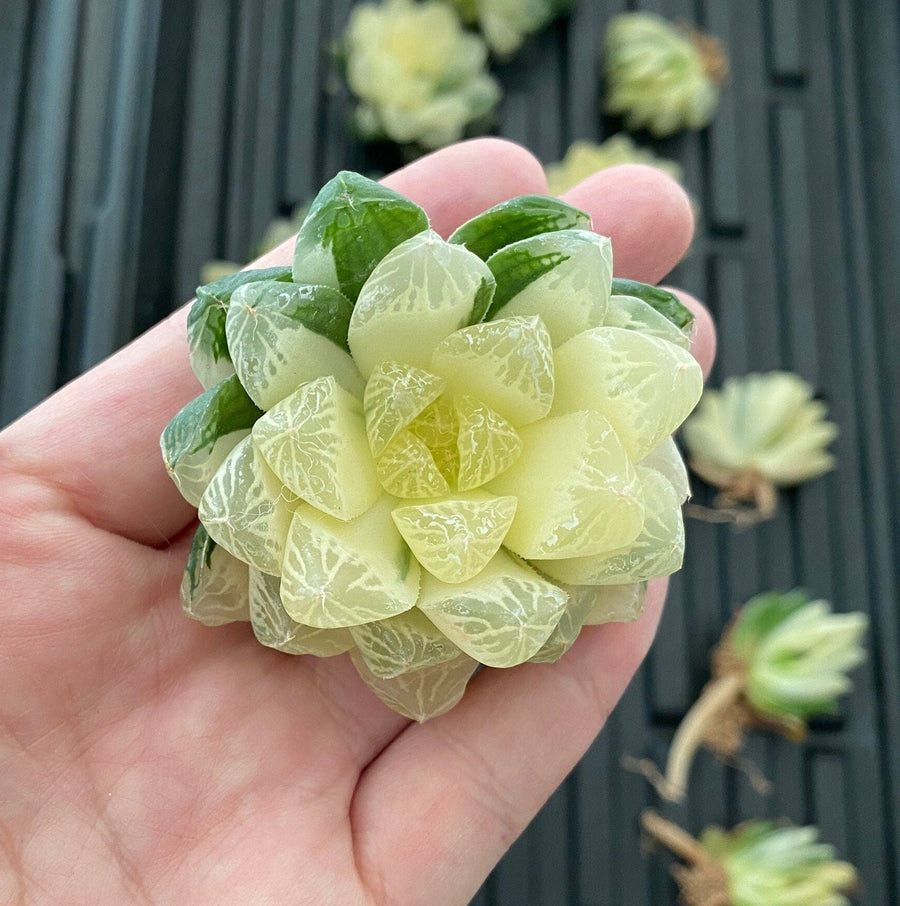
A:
450 0 577 60
642 810 858 906
631 590 867 802
603 12 728 137
544 135 682 195
340 0 500 151
682 372 838 523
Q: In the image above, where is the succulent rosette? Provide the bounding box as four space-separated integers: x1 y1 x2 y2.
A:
642 810 858 906
341 0 501 151
648 590 867 802
450 0 576 60
603 13 728 137
162 171 703 721
545 135 683 196
683 371 838 521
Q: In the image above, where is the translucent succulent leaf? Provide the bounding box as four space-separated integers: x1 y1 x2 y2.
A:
449 194 591 260
180 525 250 626
408 397 461 484
489 410 644 559
350 649 478 722
350 608 460 679
292 171 428 301
226 280 362 410
604 293 690 350
187 266 292 389
376 429 451 499
248 568 354 656
529 581 598 663
198 436 298 576
582 581 647 625
281 498 420 628
553 326 703 460
417 549 568 668
391 493 517 584
486 229 612 344
640 435 690 502
535 466 684 585
455 394 523 490
364 361 446 457
348 230 495 378
253 376 380 522
431 316 554 426
609 278 694 334
161 375 262 507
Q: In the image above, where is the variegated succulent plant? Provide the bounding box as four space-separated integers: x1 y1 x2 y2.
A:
340 0 501 151
603 12 728 137
162 170 703 720
642 810 858 906
645 590 867 802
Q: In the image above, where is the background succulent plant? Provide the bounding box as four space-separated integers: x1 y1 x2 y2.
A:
341 0 501 151
603 12 728 137
545 135 683 195
642 810 858 906
682 371 838 522
642 590 867 802
450 0 577 60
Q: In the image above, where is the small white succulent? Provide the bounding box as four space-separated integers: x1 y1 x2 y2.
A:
704 821 859 906
450 0 575 59
342 0 501 150
545 135 683 196
682 372 838 520
603 12 728 137
642 810 858 906
644 590 867 802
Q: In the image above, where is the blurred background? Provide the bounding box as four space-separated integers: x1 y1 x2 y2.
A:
1 1 898 903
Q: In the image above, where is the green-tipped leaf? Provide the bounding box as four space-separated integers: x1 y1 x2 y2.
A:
161 375 263 506
188 266 293 388
449 195 591 260
610 278 694 334
292 171 428 301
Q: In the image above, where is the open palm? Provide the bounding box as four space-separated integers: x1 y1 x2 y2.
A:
0 140 714 905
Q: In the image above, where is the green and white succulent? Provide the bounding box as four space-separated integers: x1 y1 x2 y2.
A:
651 590 867 802
642 810 858 906
450 0 576 60
162 170 702 721
603 13 728 137
683 371 838 521
545 135 683 196
341 0 501 151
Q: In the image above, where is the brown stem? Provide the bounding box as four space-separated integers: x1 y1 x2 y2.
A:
660 673 745 802
640 810 708 866
683 466 779 527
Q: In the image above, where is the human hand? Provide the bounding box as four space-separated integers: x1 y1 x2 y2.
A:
0 139 714 905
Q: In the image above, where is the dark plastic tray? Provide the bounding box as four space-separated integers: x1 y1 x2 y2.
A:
1 1 897 903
